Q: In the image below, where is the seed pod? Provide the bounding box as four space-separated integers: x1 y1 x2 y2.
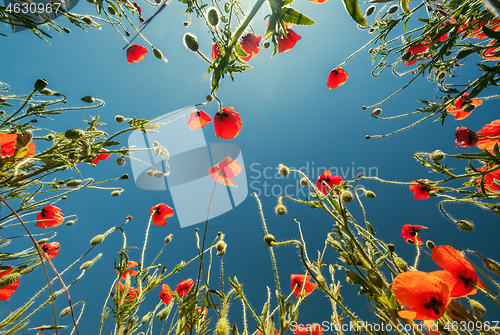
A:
341 190 353 203
34 78 48 91
365 190 376 198
387 5 398 14
300 178 309 186
90 234 105 246
463 103 475 112
278 164 289 176
183 33 199 52
207 7 220 27
115 115 125 123
483 258 500 275
365 5 375 16
426 240 435 250
164 234 173 244
264 234 276 247
456 220 473 231
371 108 382 116
65 128 85 140
431 150 445 162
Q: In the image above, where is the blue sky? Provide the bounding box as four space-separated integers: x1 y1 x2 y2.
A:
1 0 500 332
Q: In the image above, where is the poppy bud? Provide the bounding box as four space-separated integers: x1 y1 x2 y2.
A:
34 78 48 91
426 240 435 250
483 258 500 275
406 238 415 245
165 234 173 244
82 16 93 24
463 103 475 112
81 96 95 103
428 190 437 197
431 150 445 162
275 204 287 215
37 238 49 245
125 31 131 36
109 291 115 297
341 190 353 203
215 317 230 335
141 314 150 324
300 178 309 186
401 50 412 61
65 128 85 140
371 108 382 116
111 190 122 196
387 5 398 14
207 7 219 27
365 190 376 198
39 88 60 96
365 135 371 140
66 220 76 226
183 33 199 52
0 272 20 289
153 48 167 62
67 179 83 187
80 253 102 270
90 234 105 246
46 134 55 141
278 164 289 176
153 171 164 178
264 234 276 247
456 219 473 231
367 269 385 288
365 5 376 16
394 256 408 272
115 115 125 123
119 174 129 180
146 170 155 177
60 306 71 317
469 299 486 314
206 95 213 102
183 21 189 27
387 243 395 253
63 27 70 33
216 240 227 256
156 307 169 321
263 42 270 49
116 157 126 166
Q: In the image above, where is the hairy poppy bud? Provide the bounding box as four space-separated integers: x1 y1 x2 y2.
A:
300 178 308 186
371 108 382 116
164 234 173 244
153 171 164 178
46 134 55 141
431 150 445 162
367 269 385 288
365 5 375 16
387 243 395 253
111 190 122 197
275 204 287 215
116 157 126 166
216 240 227 256
39 88 60 96
463 103 475 112
207 7 219 27
264 234 275 247
426 240 435 250
456 220 473 231
34 78 48 91
263 42 270 49
141 314 150 324
62 27 71 33
156 307 169 321
80 253 102 270
82 16 93 24
0 272 20 289
115 115 125 123
341 190 353 203
153 48 167 62
215 317 230 335
146 170 155 177
387 5 398 13
66 220 76 226
483 258 500 275
365 190 376 198
60 306 71 317
394 256 408 272
119 174 129 180
37 238 49 245
469 299 486 314
183 21 189 27
206 95 213 102
81 96 95 103
183 33 199 52
278 164 289 176
67 179 83 187
107 5 116 15
365 135 371 140
90 234 105 246
65 128 85 140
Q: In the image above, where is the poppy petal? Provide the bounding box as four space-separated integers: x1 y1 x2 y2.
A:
188 110 213 129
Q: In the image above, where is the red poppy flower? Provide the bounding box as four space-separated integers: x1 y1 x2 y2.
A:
116 282 138 302
430 245 486 298
315 170 343 195
212 43 221 60
35 205 64 229
293 323 324 335
188 110 213 129
41 242 60 258
455 126 478 148
447 93 483 120
476 120 500 150
290 274 316 299
160 284 174 304
132 1 142 15
214 107 242 139
448 19 468 34
404 41 431 66
118 261 138 279
277 29 301 53
309 0 328 3
176 278 194 297
257 325 279 335
149 203 174 226
208 156 242 187
0 133 35 157
467 19 500 39
401 224 428 245
0 268 20 301
239 33 262 62
92 149 112 165
392 271 451 320
127 44 149 64
326 67 348 89
476 165 500 196
482 40 500 61
409 179 436 200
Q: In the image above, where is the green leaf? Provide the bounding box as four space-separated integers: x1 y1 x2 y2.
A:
482 26 500 40
456 46 480 60
342 0 368 27
283 7 316 25
234 43 248 58
400 0 409 13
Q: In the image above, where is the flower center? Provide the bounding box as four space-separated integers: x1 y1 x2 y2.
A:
458 275 473 287
423 296 444 315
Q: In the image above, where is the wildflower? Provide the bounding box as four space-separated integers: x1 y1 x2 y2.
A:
404 42 431 66
290 274 316 298
315 170 343 195
257 325 279 335
160 284 174 304
293 323 324 335
132 1 142 15
431 245 486 298
446 93 483 120
126 44 149 63
92 149 112 165
118 261 138 280
36 205 64 229
0 268 20 301
149 203 174 226
239 33 262 61
476 165 500 196
214 107 242 139
188 110 213 129
482 40 500 61
116 282 138 302
277 29 301 53
401 224 428 245
326 67 348 89
208 156 241 187
212 43 221 60
409 179 436 200
41 242 60 258
392 271 451 320
467 19 500 39
476 120 500 150
455 126 478 147
176 278 194 297
0 133 35 157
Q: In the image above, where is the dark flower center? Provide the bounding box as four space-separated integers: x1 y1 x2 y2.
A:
423 296 444 315
458 275 473 287
409 226 419 237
